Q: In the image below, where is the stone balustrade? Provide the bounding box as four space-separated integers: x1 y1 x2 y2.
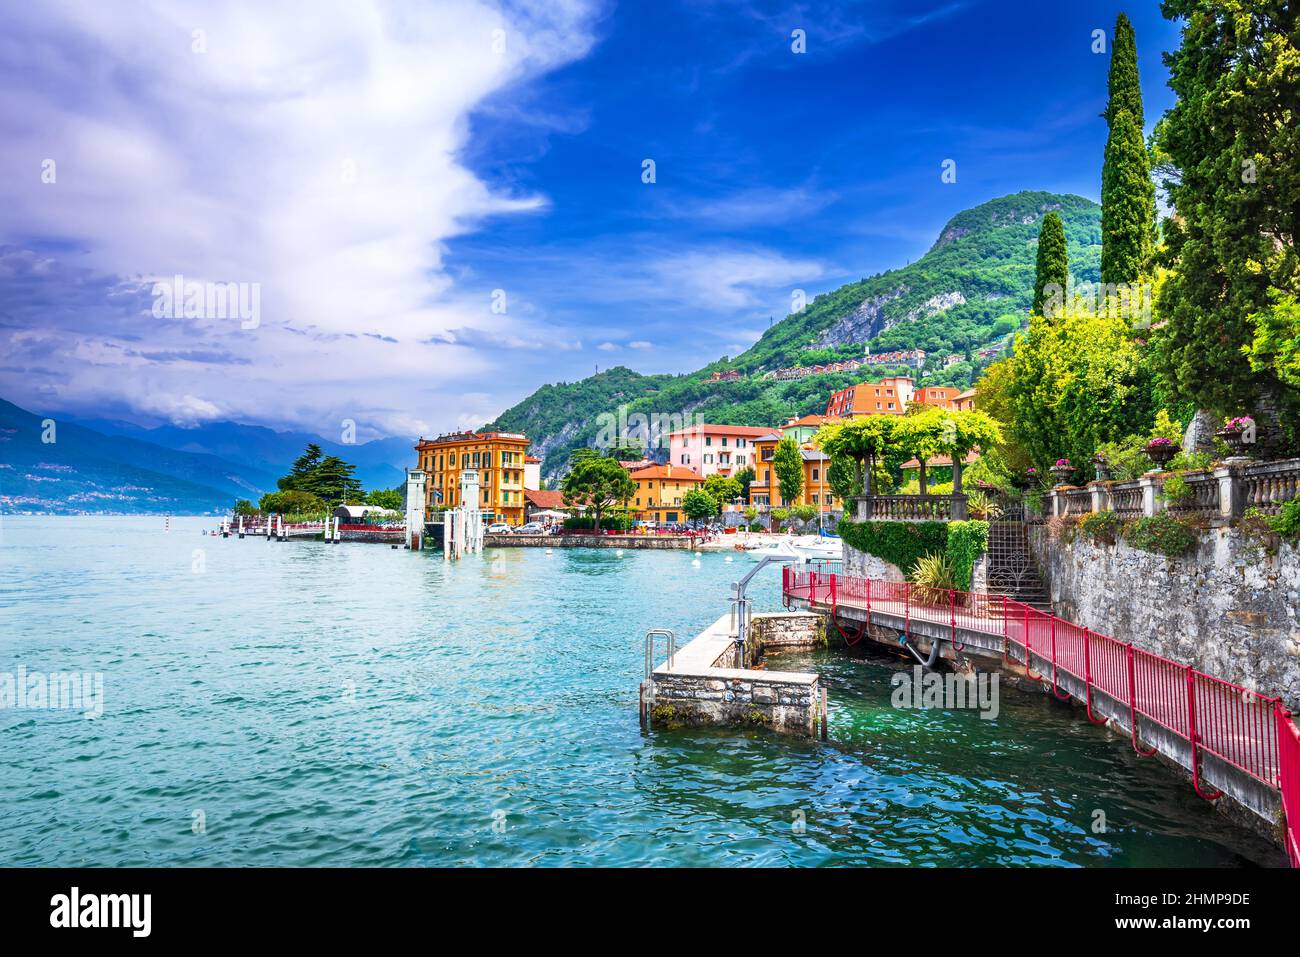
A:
851 493 968 522
1047 457 1300 523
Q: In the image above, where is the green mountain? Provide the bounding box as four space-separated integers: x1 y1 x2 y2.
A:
487 191 1102 480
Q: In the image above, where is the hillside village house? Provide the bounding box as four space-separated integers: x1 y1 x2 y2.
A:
824 375 962 418
825 375 915 417
415 430 531 525
666 424 771 478
748 417 836 516
628 463 705 525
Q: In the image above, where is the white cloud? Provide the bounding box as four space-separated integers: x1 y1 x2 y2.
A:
650 247 825 310
0 0 599 435
628 340 652 350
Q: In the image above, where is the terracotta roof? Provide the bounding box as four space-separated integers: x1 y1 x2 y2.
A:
524 489 569 509
784 414 834 427
628 464 704 481
899 451 981 468
524 455 542 463
666 424 774 438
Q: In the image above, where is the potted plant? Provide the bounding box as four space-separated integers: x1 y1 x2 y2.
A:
1144 436 1179 471
1216 415 1255 456
1091 452 1110 482
1050 458 1073 484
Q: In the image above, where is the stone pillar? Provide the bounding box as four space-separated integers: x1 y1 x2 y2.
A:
1139 473 1163 517
1215 465 1244 520
405 467 427 550
950 494 968 521
1089 482 1108 514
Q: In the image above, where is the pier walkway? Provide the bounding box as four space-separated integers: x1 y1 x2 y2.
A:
784 565 1300 866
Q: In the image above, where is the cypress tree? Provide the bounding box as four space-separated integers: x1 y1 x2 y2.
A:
1100 12 1155 285
1100 108 1156 286
1032 212 1068 318
1105 13 1143 127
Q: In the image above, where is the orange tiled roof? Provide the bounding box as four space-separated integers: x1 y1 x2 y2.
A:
524 489 568 509
628 464 704 481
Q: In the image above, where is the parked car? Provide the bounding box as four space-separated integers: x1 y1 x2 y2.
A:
486 523 512 534
517 522 546 535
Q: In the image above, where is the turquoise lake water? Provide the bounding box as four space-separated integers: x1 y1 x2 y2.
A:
0 516 1284 866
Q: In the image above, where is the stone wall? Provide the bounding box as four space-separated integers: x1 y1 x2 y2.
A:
1030 526 1300 709
645 612 823 734
748 611 824 661
650 671 820 732
843 547 906 582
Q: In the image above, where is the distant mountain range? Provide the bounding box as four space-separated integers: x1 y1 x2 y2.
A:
487 191 1103 481
0 399 415 514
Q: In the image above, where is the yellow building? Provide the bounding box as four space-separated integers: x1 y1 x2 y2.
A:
414 430 530 525
629 463 705 524
748 430 836 515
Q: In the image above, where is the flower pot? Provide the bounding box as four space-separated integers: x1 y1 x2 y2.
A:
1145 443 1179 470
1216 427 1247 456
1050 465 1073 485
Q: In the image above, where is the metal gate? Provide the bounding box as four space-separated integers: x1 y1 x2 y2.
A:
986 494 1038 597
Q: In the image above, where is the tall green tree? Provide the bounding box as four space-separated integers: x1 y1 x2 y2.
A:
1153 0 1299 438
1100 13 1155 286
815 416 902 498
681 488 720 523
1105 12 1144 127
996 308 1155 471
279 443 324 493
1101 108 1156 285
1032 212 1069 317
313 455 363 505
561 456 634 531
701 473 742 509
771 435 804 506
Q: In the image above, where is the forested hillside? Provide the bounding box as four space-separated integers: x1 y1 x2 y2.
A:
488 191 1102 480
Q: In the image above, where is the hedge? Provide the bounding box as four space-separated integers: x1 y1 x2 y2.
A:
838 518 989 590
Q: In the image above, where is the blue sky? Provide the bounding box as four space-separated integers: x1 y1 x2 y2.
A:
0 0 1181 441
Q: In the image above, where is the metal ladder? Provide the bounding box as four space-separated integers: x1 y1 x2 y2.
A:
640 629 676 729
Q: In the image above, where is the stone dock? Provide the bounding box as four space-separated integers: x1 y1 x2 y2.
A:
640 611 828 735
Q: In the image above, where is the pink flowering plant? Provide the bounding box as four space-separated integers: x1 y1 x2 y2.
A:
1222 415 1254 435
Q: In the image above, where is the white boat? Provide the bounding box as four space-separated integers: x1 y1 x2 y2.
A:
791 537 842 562
749 535 842 563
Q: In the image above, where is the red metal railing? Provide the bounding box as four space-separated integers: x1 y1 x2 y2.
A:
784 567 1300 864
1279 707 1300 867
